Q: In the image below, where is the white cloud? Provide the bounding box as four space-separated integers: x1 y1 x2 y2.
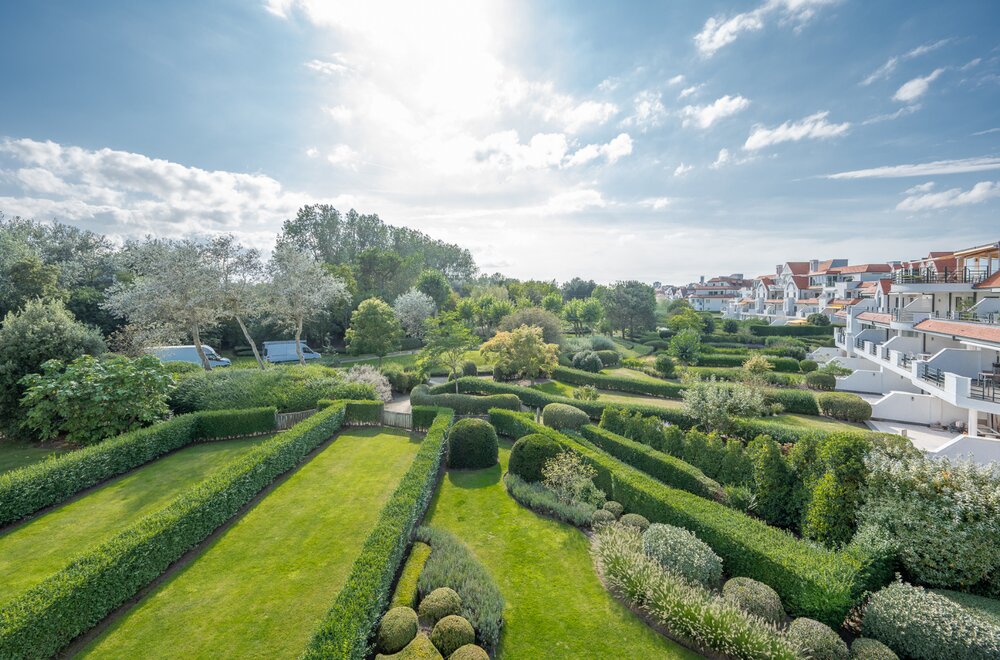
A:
561 100 618 133
904 181 935 194
305 147 319 158
678 84 702 100
893 68 945 103
681 95 750 128
694 0 836 57
537 189 606 214
711 148 732 169
897 180 1000 211
640 197 671 210
304 54 356 76
673 162 694 177
743 111 849 150
565 133 633 167
861 39 950 86
624 90 667 129
667 74 685 86
826 156 1000 179
973 127 1000 136
861 104 920 125
327 144 359 169
324 105 353 122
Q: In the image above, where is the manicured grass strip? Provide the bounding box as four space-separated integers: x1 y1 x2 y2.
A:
0 407 276 527
489 409 887 627
81 427 421 659
0 443 63 476
0 436 268 607
303 409 454 660
0 403 345 659
390 542 432 609
554 365 686 398
423 443 698 659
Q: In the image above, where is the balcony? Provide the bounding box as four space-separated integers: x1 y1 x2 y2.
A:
918 364 946 387
893 267 992 285
972 376 1000 403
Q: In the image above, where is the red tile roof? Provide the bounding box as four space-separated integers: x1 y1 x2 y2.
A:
829 298 863 306
913 319 1000 345
795 298 820 305
834 263 892 275
857 312 892 324
790 276 810 289
765 299 786 304
785 262 810 275
974 271 1000 290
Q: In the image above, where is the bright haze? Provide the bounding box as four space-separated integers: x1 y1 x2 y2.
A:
1 0 998 283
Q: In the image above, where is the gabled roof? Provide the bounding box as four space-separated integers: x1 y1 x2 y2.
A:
857 312 892 324
795 298 820 305
784 262 810 275
790 275 810 289
973 271 1000 290
833 263 892 275
913 319 1000 345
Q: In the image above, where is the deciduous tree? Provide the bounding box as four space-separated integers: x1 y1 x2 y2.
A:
346 297 403 363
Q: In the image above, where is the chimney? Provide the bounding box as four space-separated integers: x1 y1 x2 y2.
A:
809 259 819 273
775 264 783 277
700 275 705 284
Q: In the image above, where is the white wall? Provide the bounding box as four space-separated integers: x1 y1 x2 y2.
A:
871 391 967 425
837 367 922 394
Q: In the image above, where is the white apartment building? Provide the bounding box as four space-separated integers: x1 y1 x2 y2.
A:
687 274 749 312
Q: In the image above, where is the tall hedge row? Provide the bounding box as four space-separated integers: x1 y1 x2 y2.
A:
695 354 802 373
0 407 277 528
487 409 887 626
410 385 521 415
0 403 347 658
302 409 454 659
579 425 726 502
318 399 385 425
551 366 686 398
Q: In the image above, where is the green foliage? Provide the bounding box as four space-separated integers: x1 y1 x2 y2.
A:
799 359 819 373
20 354 174 446
722 319 739 333
553 365 686 398
722 577 786 625
681 378 767 433
0 407 275 527
603 500 624 518
414 525 504 652
347 297 404 357
460 360 478 376
377 607 419 654
619 513 650 531
0 403 344 658
410 385 520 415
668 329 701 364
599 280 657 338
591 524 798 659
447 418 499 469
850 638 898 660
590 336 616 351
415 269 454 309
498 306 563 345
806 313 831 326
391 543 432 609
571 350 603 372
542 402 590 431
449 644 489 660
642 523 723 589
666 307 705 334
751 325 834 337
508 433 562 482
302 409 453 660
0 299 105 438
592 508 616 526
818 392 872 421
418 312 477 382
505 472 597 527
412 405 449 431
572 384 599 401
430 615 475 657
418 588 463 627
862 581 1000 660
695 353 802 372
374 632 439 659
700 313 716 334
786 618 849 660
801 432 870 546
749 436 801 529
593 349 621 367
805 371 837 391
654 353 676 378
543 449 605 507
382 364 424 393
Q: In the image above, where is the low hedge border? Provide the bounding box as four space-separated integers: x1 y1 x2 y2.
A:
0 407 277 528
0 402 347 658
750 326 834 337
579 425 726 503
412 406 449 431
552 366 685 398
488 409 887 626
302 408 454 660
319 399 384 425
410 385 521 415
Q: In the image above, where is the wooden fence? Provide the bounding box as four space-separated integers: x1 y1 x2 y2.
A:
275 409 317 431
381 410 413 429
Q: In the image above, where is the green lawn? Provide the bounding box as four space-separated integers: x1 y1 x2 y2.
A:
424 443 699 659
770 414 866 431
80 428 422 659
612 339 654 358
532 381 685 411
0 436 268 607
0 441 64 475
600 367 664 383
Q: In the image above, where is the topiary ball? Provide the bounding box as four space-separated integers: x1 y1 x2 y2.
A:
642 523 723 589
603 501 624 518
448 643 489 660
377 606 419 654
542 402 590 431
619 513 650 531
722 577 786 625
572 350 603 373
430 615 475 658
799 359 818 373
418 587 462 626
786 618 849 660
460 360 478 377
591 509 616 527
508 434 562 483
850 638 898 660
447 418 499 469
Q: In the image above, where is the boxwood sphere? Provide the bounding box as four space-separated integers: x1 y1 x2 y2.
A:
786 618 849 660
849 638 898 660
418 587 462 626
619 513 650 531
376 606 419 654
449 643 490 660
508 433 562 482
542 402 590 431
447 418 499 469
722 577 786 625
430 615 475 657
603 500 624 518
642 523 723 589
591 509 616 527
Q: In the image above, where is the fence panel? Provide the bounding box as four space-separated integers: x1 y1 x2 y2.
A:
275 409 317 431
381 410 413 429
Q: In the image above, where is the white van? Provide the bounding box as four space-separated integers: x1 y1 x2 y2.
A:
147 345 232 368
262 340 322 363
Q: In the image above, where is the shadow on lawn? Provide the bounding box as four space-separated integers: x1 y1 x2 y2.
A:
445 463 502 489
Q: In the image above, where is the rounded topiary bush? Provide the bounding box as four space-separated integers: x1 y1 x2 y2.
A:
590 336 616 351
817 392 872 421
430 615 475 658
619 513 650 531
418 587 462 626
447 418 499 469
448 644 489 660
850 638 898 660
508 433 562 483
377 606 419 654
805 371 836 391
799 359 818 373
603 501 624 518
375 632 440 660
594 349 621 367
591 509 616 527
542 403 590 431
642 523 723 589
572 350 603 373
786 618 849 660
722 577 786 625
460 360 478 377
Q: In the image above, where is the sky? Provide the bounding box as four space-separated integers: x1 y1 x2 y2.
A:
1 0 999 285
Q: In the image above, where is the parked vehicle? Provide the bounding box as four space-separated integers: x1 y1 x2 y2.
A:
147 345 231 368
262 340 322 363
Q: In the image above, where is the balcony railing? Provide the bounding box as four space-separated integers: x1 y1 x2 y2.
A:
893 267 992 285
930 310 1000 325
901 354 913 369
854 337 864 349
972 375 1000 403
867 343 878 356
918 364 946 387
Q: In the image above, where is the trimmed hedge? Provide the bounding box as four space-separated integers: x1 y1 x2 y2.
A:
410 385 521 415
488 409 887 626
695 354 802 373
751 326 834 337
764 388 820 415
508 434 562 482
579 425 726 502
303 408 454 660
412 405 448 431
817 393 872 422
594 349 621 367
805 372 837 391
447 418 499 469
0 407 276 528
552 366 685 398
542 403 589 431
0 403 345 658
390 542 432 609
